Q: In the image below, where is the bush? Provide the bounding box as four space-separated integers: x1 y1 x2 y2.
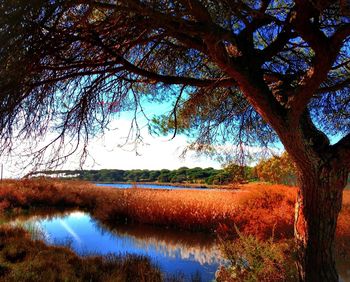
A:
255 153 297 185
216 228 298 282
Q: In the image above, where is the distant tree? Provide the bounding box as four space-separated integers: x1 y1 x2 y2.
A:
111 170 126 182
139 170 150 181
149 170 161 182
224 163 255 183
125 170 144 182
158 169 171 183
1 1 350 280
170 174 187 183
157 174 170 183
31 167 223 183
187 167 206 183
205 169 229 185
256 152 297 185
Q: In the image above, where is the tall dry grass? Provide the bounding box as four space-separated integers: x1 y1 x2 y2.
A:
0 179 349 247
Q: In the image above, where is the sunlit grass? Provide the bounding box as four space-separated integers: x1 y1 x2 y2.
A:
0 179 349 253
13 221 46 241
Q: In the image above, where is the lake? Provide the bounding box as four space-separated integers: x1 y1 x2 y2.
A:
95 183 212 190
7 211 349 282
13 211 223 281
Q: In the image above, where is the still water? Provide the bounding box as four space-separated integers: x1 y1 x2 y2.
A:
95 183 211 190
10 211 350 281
16 211 222 281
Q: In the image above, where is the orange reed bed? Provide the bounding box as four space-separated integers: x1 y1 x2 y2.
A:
0 179 349 244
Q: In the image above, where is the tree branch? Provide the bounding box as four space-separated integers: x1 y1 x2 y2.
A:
317 78 350 94
90 33 237 88
124 0 238 47
286 1 346 122
178 0 213 23
331 23 350 46
259 9 296 61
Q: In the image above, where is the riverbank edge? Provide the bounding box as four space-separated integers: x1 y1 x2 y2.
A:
0 224 167 282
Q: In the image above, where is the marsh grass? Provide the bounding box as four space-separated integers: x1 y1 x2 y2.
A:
11 222 46 241
0 179 294 238
0 179 349 257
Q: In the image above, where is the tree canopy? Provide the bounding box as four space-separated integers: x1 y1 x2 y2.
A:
1 0 349 167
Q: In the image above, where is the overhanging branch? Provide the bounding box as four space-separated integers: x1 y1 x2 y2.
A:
90 32 236 88
317 78 350 94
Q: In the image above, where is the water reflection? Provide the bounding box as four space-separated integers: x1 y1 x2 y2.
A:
101 223 223 266
10 210 349 281
96 183 212 191
16 211 222 281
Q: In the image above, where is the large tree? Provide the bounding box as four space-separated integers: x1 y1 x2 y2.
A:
1 1 350 280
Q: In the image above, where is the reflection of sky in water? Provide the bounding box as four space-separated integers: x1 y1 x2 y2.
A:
11 211 350 281
95 183 217 191
24 212 222 281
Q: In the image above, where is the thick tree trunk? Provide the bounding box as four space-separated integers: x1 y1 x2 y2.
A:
295 166 348 282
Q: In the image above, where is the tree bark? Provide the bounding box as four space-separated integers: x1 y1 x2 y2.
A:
294 165 348 282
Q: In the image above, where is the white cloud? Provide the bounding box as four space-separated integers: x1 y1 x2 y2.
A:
0 119 221 178
82 119 221 170
1 117 282 178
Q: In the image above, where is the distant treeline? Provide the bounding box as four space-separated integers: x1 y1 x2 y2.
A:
30 166 256 185
30 153 350 186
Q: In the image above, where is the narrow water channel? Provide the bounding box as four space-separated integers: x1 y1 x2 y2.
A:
95 183 212 190
14 211 223 281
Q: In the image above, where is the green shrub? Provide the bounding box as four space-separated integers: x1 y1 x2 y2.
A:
216 228 297 282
